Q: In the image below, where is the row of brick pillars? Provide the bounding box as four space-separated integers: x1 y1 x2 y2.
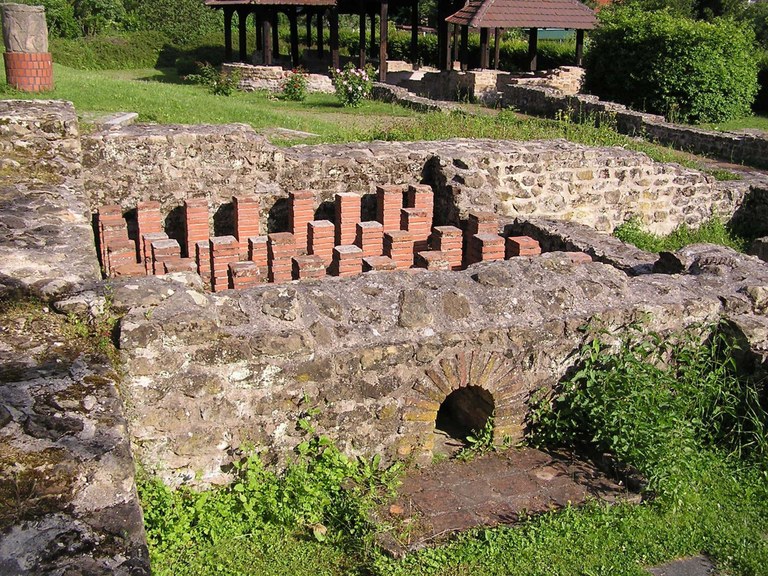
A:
96 186 545 293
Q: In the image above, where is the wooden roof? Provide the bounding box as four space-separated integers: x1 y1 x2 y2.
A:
205 0 336 7
446 0 597 30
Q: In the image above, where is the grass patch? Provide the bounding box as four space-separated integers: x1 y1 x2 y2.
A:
613 217 748 253
701 114 768 134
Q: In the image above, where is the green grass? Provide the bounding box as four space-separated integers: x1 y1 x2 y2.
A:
701 114 768 133
614 217 748 253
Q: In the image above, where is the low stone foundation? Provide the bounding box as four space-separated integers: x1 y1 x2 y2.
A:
222 63 334 94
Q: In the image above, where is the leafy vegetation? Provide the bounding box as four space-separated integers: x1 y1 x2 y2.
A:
613 217 748 253
281 67 309 102
329 63 375 107
584 7 759 123
186 62 240 97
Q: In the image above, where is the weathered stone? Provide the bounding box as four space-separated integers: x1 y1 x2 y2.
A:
398 290 433 328
442 290 471 319
261 288 301 321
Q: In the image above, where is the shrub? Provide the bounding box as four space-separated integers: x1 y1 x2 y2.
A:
282 67 309 101
756 52 768 113
584 7 759 123
329 63 374 107
10 0 81 39
186 62 241 96
126 0 223 45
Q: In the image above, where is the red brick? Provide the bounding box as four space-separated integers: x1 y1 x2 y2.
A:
406 184 434 211
308 220 335 266
229 261 262 289
355 221 384 257
567 251 592 264
289 190 315 253
184 198 209 258
151 239 181 275
163 258 197 274
112 262 145 277
335 193 360 246
376 185 404 232
233 196 260 257
248 235 269 266
268 232 297 283
363 256 397 272
293 255 327 279
141 232 168 275
505 236 542 258
469 233 505 264
467 211 498 236
415 250 451 271
137 201 163 245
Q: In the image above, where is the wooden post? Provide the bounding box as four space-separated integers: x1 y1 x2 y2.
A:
317 10 325 58
256 12 263 50
379 0 388 82
528 27 538 71
494 27 501 69
438 0 450 70
330 8 339 70
224 8 233 62
263 15 272 65
370 12 376 58
452 24 459 66
289 8 300 67
237 8 248 63
272 11 280 58
576 29 584 67
358 0 367 69
410 0 419 69
460 25 469 72
479 27 489 69
306 12 312 47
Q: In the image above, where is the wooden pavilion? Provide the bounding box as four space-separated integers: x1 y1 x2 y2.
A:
446 0 596 71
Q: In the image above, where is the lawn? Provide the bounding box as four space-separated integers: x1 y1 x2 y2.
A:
702 114 768 134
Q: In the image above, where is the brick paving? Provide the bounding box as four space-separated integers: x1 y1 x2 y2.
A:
380 447 640 554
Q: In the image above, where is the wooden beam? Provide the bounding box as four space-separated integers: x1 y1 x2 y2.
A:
306 12 312 47
330 8 339 70
494 28 501 70
263 15 272 66
437 0 450 70
224 8 233 63
410 0 419 70
452 24 459 66
237 8 248 63
289 8 300 67
272 11 280 57
460 25 468 72
317 10 325 58
576 29 585 67
379 0 388 82
528 27 538 71
371 12 376 59
359 1 367 69
479 27 489 69
255 12 262 50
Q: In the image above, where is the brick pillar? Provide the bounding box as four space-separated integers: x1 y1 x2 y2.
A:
415 250 451 271
268 232 297 283
407 184 434 212
163 259 197 274
210 236 240 292
137 201 163 241
400 208 431 254
376 185 403 232
233 195 260 258
384 230 414 269
141 232 168 275
229 261 261 290
363 255 397 272
151 239 181 275
248 235 269 280
332 245 363 277
505 236 542 258
195 240 212 289
2 4 53 92
466 211 499 266
107 239 139 277
335 193 360 246
431 226 463 270
293 255 327 279
469 233 505 264
184 198 209 259
308 220 335 267
289 190 314 253
355 221 384 257
97 205 128 272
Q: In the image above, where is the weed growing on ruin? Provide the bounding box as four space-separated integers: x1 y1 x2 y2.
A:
613 216 748 253
455 415 510 461
140 410 402 575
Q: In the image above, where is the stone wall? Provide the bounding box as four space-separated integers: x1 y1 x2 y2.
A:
222 63 334 94
82 126 752 237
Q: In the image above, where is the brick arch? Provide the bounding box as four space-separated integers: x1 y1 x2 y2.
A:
401 350 530 463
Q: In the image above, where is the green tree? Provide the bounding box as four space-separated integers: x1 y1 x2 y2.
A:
73 0 127 36
126 0 222 45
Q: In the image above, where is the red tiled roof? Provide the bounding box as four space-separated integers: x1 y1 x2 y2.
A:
205 0 336 7
446 0 596 30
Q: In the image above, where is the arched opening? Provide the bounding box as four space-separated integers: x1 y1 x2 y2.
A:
434 386 494 458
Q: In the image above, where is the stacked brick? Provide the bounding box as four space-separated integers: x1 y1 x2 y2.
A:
466 211 500 266
469 233 505 264
384 231 414 269
289 190 314 253
363 256 397 272
97 205 139 277
233 196 260 258
3 52 53 92
355 221 384 258
332 245 363 277
141 233 168 276
209 236 239 292
184 198 209 258
229 261 261 290
248 235 269 279
196 241 211 287
308 220 335 267
151 239 181 275
376 185 403 233
268 233 296 283
430 226 463 271
293 255 327 279
335 193 360 246
506 236 542 258
405 184 434 254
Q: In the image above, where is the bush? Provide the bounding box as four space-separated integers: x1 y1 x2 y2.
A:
584 7 759 123
756 52 768 113
50 30 167 69
10 0 81 39
282 67 309 101
186 62 241 96
126 0 223 45
330 63 374 107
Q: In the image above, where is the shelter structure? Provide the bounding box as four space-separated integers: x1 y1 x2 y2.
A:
446 0 596 71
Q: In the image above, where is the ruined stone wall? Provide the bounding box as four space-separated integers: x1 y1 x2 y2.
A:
221 63 334 94
82 127 747 237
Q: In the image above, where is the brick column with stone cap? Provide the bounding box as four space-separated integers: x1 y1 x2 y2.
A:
196 240 212 289
466 211 499 266
335 193 360 246
355 221 384 257
431 226 463 270
184 198 209 259
332 244 363 277
384 230 414 269
469 233 505 264
289 190 314 253
107 239 140 277
163 259 197 274
137 201 163 248
308 220 335 267
407 184 434 212
415 250 451 271
268 232 297 283
210 236 240 292
401 207 431 254
233 196 260 258
151 239 181 275
248 235 269 280
2 4 53 92
505 236 542 258
376 185 403 232
363 255 397 272
229 261 261 289
141 232 168 275
97 205 128 272
293 255 327 279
